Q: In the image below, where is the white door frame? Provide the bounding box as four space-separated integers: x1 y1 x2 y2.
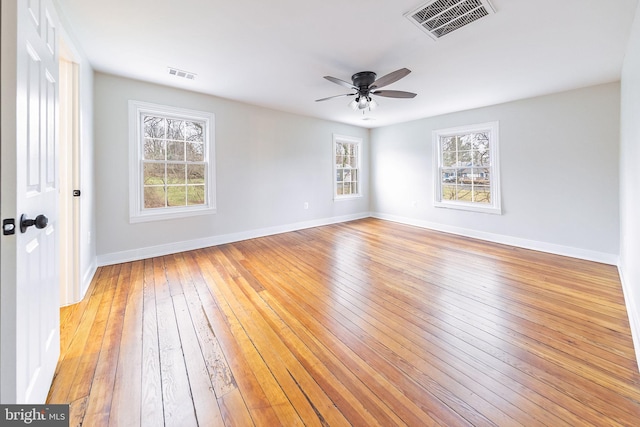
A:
59 33 81 306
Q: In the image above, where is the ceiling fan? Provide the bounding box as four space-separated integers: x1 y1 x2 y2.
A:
315 68 417 111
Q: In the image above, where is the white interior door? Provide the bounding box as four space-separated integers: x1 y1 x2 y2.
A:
1 0 61 403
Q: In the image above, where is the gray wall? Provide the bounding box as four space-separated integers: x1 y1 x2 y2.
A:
94 73 369 262
620 2 640 370
370 83 621 262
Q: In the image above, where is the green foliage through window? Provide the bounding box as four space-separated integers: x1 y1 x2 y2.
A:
440 132 491 204
142 115 207 209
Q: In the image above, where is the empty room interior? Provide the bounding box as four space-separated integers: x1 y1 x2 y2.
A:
2 0 640 425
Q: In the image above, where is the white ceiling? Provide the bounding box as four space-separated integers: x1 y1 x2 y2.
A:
56 0 639 128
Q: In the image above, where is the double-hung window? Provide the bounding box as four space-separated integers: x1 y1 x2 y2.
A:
129 101 216 222
433 121 501 214
333 134 362 200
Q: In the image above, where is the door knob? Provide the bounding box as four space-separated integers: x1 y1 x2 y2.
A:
20 214 48 233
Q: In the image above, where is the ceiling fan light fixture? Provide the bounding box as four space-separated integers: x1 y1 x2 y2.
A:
318 68 417 111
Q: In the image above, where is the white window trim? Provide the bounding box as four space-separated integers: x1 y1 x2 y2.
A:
333 134 363 201
128 100 216 223
432 121 501 215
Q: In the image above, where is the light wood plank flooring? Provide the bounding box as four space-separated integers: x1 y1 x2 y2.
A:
47 218 640 426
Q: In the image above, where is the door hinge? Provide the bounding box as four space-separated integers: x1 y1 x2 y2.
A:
3 218 16 236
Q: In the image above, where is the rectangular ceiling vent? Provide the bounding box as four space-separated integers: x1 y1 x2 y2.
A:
168 67 196 80
405 0 495 40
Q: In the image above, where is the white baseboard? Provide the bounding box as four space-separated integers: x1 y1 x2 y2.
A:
97 212 370 266
60 259 98 308
81 259 97 299
370 212 619 265
618 265 640 373
98 211 619 267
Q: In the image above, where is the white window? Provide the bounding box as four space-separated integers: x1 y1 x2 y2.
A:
129 101 216 222
333 134 362 200
433 121 501 214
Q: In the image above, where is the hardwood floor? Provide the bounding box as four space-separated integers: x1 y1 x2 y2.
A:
47 218 640 426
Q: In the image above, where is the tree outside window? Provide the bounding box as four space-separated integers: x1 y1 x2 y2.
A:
433 122 501 214
129 101 216 223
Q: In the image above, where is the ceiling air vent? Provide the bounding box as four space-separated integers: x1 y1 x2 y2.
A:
405 0 495 40
168 67 196 80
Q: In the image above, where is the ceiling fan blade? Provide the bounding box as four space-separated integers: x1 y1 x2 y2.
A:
371 90 417 98
370 68 411 89
315 93 356 102
324 76 357 90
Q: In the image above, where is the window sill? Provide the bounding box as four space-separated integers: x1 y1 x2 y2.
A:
334 194 362 202
130 205 217 223
434 200 501 215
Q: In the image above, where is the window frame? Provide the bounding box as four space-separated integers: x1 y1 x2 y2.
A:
432 121 501 214
333 134 363 201
128 100 216 223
